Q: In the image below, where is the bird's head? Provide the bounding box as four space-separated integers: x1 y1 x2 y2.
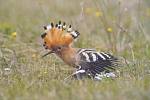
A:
41 21 80 57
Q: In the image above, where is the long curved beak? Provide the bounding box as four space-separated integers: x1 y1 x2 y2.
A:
42 51 54 58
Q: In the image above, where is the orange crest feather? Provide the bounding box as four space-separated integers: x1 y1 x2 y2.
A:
41 21 80 50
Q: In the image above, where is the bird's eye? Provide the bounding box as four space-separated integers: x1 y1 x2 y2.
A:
57 46 61 50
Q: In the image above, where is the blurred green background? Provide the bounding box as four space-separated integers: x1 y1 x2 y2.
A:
0 0 150 100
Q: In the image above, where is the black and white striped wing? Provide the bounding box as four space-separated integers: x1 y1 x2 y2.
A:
76 49 119 76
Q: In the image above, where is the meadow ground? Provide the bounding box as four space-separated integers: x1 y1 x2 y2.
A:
0 0 150 100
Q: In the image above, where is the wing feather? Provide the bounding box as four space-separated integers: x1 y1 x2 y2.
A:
77 49 119 76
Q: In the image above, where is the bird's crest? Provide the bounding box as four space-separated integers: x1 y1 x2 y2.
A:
41 21 80 50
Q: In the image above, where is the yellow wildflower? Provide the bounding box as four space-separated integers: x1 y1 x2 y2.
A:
32 54 36 58
11 32 17 37
146 8 150 16
95 11 103 17
1 45 5 48
44 71 48 74
85 8 93 14
107 27 113 33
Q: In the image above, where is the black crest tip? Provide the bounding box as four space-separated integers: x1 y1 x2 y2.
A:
63 22 66 25
51 23 54 27
58 21 61 25
41 33 47 38
43 26 47 30
55 24 58 27
69 25 72 28
75 30 80 35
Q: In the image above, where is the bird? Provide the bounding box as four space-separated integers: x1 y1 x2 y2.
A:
41 21 121 80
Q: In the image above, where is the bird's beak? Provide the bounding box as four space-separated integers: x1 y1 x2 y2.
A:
42 50 54 58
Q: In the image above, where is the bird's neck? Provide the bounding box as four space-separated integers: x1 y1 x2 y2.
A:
55 46 77 66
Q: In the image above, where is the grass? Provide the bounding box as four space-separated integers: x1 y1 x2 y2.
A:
0 0 150 100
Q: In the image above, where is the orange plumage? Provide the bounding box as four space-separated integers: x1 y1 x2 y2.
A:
42 21 77 51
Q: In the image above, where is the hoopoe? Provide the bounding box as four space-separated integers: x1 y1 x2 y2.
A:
41 21 120 80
